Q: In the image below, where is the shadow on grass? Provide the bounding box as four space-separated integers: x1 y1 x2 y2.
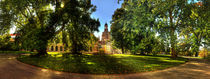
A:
59 54 134 74
17 53 188 74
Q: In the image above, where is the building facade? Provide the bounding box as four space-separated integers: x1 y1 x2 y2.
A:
47 43 65 52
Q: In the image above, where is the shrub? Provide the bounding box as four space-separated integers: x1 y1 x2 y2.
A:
199 49 208 57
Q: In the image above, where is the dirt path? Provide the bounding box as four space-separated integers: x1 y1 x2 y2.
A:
0 54 210 79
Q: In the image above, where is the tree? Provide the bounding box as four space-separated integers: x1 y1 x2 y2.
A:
111 0 159 55
150 0 192 57
180 0 209 57
111 8 128 54
0 34 10 50
113 0 209 57
0 0 100 56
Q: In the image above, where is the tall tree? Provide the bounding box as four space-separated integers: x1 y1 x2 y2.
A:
0 0 100 56
111 8 128 54
151 0 190 57
111 0 158 55
181 0 210 57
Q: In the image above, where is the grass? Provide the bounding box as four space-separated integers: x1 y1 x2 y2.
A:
0 51 32 54
17 53 188 74
205 54 210 60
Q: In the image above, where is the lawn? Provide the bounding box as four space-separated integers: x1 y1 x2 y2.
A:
17 54 188 74
206 54 210 60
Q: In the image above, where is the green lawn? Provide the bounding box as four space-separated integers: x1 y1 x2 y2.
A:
17 54 188 74
206 54 210 60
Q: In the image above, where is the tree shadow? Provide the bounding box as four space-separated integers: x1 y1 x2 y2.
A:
18 53 189 74
59 53 134 74
88 54 135 74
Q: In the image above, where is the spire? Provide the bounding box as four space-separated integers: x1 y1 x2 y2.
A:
105 23 108 31
105 23 108 26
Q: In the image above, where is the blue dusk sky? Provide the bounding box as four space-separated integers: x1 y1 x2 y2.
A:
91 0 123 39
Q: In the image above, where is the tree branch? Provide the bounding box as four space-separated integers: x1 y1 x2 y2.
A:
14 20 24 27
55 23 65 34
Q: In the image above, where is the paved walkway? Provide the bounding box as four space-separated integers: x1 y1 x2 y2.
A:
0 54 210 79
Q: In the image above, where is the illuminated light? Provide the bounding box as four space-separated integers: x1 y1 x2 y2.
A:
8 57 15 60
55 72 61 75
87 62 95 65
61 3 64 8
41 69 48 72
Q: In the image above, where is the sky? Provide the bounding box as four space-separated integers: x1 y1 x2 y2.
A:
91 0 123 40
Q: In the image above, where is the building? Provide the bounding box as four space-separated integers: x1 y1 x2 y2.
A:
10 34 17 42
9 34 65 52
47 43 65 52
99 23 113 53
101 23 111 45
8 23 114 53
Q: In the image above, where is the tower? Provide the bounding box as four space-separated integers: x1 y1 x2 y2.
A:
105 23 108 32
101 23 110 45
100 23 112 53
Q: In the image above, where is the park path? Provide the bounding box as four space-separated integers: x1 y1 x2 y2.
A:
0 54 210 79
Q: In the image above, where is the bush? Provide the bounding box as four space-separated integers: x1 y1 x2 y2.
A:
0 34 18 51
94 49 106 55
199 49 208 57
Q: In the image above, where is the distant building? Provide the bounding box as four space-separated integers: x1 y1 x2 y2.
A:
98 23 113 53
9 34 17 42
47 43 65 53
9 34 65 52
101 23 111 45
8 23 115 53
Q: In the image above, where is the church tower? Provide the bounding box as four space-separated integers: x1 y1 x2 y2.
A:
101 23 110 45
100 23 112 53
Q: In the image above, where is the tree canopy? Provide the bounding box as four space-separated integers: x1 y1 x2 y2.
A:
0 0 100 56
111 0 209 57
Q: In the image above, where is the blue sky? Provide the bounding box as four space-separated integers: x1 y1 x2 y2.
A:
91 0 123 39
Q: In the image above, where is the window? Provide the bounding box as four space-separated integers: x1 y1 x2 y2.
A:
90 47 92 51
60 46 63 51
51 46 54 51
56 46 58 51
49 48 51 51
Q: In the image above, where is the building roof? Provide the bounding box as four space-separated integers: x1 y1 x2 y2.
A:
10 34 17 36
195 1 203 6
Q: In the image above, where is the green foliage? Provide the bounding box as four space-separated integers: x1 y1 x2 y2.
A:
0 0 100 55
180 0 210 57
0 34 17 51
0 51 32 54
17 54 187 74
111 8 128 54
112 0 209 57
111 0 165 55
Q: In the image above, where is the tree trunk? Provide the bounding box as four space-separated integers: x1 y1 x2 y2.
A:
169 10 177 58
195 41 200 57
35 39 48 56
71 38 82 55
121 46 124 54
37 48 48 56
194 35 201 57
170 29 177 58
195 51 199 57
